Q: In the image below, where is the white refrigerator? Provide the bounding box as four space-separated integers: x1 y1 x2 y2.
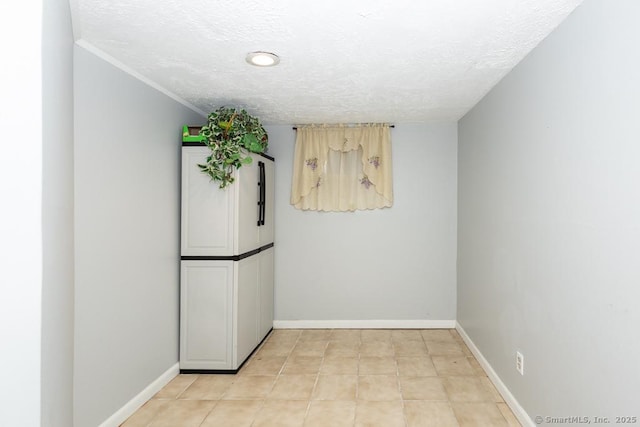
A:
179 144 274 372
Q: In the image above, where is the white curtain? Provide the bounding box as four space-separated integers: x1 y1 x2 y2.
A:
290 124 393 211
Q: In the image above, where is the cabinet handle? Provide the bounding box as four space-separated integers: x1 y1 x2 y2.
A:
261 162 266 226
258 161 265 226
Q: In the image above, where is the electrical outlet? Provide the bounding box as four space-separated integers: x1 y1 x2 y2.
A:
516 351 524 375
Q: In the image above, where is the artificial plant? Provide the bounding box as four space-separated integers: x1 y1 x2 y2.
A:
198 107 269 188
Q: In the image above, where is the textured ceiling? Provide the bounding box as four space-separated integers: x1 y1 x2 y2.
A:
70 0 582 124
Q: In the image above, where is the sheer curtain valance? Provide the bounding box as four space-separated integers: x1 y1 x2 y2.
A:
290 124 393 212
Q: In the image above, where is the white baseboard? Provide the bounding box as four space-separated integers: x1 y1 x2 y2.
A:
273 319 456 329
455 323 533 427
98 363 179 427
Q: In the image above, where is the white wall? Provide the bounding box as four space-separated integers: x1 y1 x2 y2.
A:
73 45 204 427
41 0 75 425
266 124 458 324
0 1 42 426
458 0 640 422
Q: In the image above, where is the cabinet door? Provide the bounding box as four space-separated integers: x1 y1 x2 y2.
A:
235 255 259 366
236 154 261 254
258 247 275 340
180 261 233 370
181 147 236 256
259 157 275 246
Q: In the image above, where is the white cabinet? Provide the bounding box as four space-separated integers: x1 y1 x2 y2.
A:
180 147 236 256
258 159 275 246
179 261 233 370
236 255 259 365
179 251 275 371
181 147 275 256
180 145 274 372
258 247 275 339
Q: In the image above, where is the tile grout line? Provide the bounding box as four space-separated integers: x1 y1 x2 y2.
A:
144 375 201 427
355 332 361 424
136 329 521 427
249 329 301 427
394 340 410 427
302 338 330 425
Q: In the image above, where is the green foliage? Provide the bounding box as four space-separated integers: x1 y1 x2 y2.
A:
198 107 269 188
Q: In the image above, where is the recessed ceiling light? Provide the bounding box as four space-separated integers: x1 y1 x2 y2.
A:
246 51 280 67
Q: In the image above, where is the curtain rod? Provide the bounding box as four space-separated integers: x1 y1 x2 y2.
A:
292 125 395 130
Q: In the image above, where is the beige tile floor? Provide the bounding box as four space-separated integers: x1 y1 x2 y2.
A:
122 329 521 427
